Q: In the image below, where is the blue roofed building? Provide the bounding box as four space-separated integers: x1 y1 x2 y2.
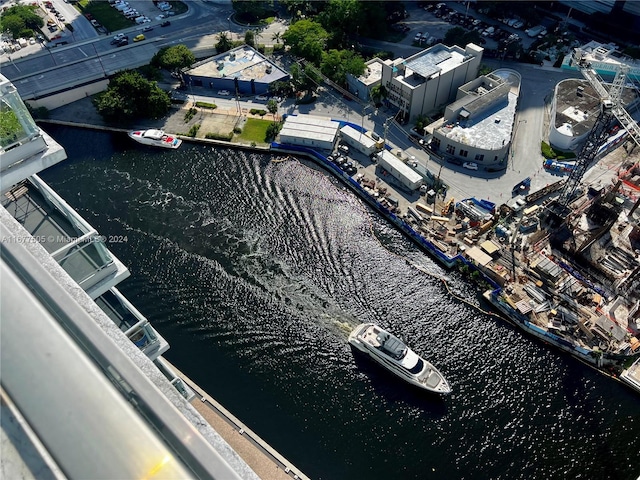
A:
181 45 289 96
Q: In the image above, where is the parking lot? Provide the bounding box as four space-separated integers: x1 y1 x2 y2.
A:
398 2 543 54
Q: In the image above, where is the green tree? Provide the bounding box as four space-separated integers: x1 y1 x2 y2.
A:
370 84 387 106
231 0 274 23
0 5 43 38
357 1 387 39
94 90 133 122
271 31 281 44
269 81 292 97
94 70 170 122
289 63 321 93
0 16 25 40
265 121 282 142
151 45 195 72
244 30 255 47
317 0 359 49
444 26 482 49
319 49 365 86
282 20 328 64
266 98 278 120
215 32 234 54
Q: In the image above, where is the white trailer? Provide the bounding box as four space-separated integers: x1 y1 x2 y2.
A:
377 150 423 191
339 125 378 156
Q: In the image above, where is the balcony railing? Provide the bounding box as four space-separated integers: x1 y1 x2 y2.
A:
96 288 169 361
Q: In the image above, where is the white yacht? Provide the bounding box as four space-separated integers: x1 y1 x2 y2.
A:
348 323 451 394
128 129 182 149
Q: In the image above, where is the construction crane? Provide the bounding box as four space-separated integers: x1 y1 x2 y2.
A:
552 48 640 212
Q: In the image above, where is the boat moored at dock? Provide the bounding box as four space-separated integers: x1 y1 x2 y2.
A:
128 129 182 149
348 323 452 394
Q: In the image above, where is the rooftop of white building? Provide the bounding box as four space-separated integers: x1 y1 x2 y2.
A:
435 69 520 152
357 58 384 87
554 77 639 136
391 43 481 89
279 114 340 145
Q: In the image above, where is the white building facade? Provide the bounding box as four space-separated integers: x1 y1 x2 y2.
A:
429 70 521 170
380 43 483 122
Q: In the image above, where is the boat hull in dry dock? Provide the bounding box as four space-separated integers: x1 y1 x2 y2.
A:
128 129 182 149
348 323 451 394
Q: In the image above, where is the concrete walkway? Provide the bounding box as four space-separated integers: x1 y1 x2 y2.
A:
164 361 308 480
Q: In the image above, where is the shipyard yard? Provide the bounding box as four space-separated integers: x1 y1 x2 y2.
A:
279 126 640 388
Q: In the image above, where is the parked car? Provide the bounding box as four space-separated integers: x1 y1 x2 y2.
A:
463 162 478 170
218 90 231 96
255 95 268 101
133 34 145 42
142 25 153 32
512 20 524 29
160 20 171 27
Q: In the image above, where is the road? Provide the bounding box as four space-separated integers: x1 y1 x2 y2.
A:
0 0 286 99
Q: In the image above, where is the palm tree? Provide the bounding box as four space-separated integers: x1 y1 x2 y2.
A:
272 31 281 44
215 32 233 53
370 84 387 106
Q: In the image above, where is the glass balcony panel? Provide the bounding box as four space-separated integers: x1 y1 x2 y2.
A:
2 181 85 254
95 289 143 333
55 238 116 288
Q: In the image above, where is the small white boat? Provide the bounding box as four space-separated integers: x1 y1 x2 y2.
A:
128 129 182 149
348 323 451 394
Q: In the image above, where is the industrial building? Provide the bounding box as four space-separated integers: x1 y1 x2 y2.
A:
428 69 521 170
376 150 423 191
346 58 384 102
181 45 289 96
379 43 483 122
278 114 340 150
549 75 639 151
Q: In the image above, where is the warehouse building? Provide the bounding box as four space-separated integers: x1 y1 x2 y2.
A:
181 45 289 96
339 125 380 156
379 43 483 122
278 114 340 151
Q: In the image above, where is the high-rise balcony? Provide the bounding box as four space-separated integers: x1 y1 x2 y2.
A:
2 175 129 298
96 288 169 361
0 74 66 192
